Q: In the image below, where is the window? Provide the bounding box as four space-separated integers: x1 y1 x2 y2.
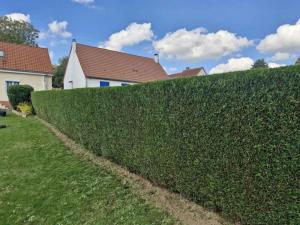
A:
100 81 110 87
5 81 19 93
0 50 4 57
121 83 129 86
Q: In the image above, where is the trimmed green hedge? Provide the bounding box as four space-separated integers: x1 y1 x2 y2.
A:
7 85 34 109
32 66 300 225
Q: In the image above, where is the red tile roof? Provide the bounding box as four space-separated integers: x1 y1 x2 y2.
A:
76 43 167 83
0 42 53 74
167 67 206 79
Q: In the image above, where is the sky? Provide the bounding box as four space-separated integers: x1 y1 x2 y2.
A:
1 0 300 74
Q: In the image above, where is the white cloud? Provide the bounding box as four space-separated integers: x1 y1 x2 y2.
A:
270 52 295 61
153 28 253 61
257 19 300 55
48 21 72 38
163 67 178 74
39 32 48 40
49 51 54 61
5 13 31 23
40 21 72 39
72 0 94 5
209 57 254 74
168 67 178 72
268 62 286 68
100 23 154 51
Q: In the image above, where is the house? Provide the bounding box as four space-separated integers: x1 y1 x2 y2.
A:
64 40 167 89
296 58 300 65
0 41 53 109
167 67 207 79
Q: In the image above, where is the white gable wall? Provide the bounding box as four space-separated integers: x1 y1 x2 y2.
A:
197 68 207 76
64 43 137 89
64 42 86 89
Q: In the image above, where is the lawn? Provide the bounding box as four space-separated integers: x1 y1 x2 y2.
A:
0 114 175 225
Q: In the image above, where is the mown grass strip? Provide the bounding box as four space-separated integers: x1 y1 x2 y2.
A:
0 114 175 225
38 116 227 225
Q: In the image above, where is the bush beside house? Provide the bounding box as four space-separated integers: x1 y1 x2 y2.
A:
0 109 6 117
7 85 34 109
32 66 300 225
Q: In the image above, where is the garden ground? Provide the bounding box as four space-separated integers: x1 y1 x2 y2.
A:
0 114 227 225
0 114 175 225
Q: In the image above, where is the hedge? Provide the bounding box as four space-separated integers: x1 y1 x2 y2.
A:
7 85 34 109
32 66 300 225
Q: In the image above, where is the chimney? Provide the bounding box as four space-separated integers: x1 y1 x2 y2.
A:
154 53 159 63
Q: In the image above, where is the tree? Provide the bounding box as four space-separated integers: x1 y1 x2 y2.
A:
252 59 269 69
0 16 39 46
53 57 68 88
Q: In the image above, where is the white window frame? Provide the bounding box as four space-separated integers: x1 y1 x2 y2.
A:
5 80 20 94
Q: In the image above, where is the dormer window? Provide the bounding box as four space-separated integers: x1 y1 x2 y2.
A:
0 50 4 58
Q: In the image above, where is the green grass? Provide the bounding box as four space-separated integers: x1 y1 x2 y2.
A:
0 114 175 225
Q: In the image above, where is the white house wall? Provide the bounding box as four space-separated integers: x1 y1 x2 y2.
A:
197 69 207 76
64 43 86 89
86 78 136 88
0 70 52 101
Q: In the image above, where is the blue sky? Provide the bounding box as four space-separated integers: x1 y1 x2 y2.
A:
1 0 300 74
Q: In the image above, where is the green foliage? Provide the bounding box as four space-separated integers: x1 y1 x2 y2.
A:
53 57 68 88
0 109 6 117
0 16 39 46
17 102 33 115
0 115 174 225
252 58 269 69
7 85 34 109
32 66 300 225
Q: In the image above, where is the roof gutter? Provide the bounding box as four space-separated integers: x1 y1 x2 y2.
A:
0 69 53 77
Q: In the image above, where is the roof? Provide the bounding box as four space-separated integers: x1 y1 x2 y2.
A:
75 43 167 83
0 42 53 74
167 67 206 79
296 58 300 65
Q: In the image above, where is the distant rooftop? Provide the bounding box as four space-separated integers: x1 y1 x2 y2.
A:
75 43 168 83
167 67 207 79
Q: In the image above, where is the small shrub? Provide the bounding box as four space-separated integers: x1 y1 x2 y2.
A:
17 103 33 116
32 66 300 225
7 85 34 109
0 109 6 117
